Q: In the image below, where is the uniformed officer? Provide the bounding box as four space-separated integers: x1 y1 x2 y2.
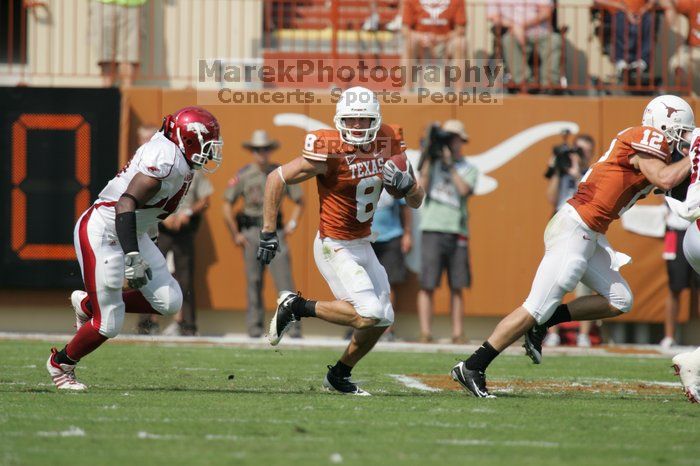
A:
223 130 304 337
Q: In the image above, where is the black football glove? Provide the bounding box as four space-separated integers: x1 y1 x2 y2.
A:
382 160 416 196
257 231 279 265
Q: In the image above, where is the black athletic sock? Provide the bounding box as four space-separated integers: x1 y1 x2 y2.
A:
543 304 572 328
54 346 78 365
464 341 500 372
291 297 317 319
331 360 353 378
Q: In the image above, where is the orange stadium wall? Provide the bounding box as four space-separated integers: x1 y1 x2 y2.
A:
118 89 699 324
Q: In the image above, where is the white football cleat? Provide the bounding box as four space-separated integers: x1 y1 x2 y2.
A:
672 348 700 403
46 348 87 391
70 290 91 331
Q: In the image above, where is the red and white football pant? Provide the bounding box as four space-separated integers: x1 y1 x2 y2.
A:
523 204 633 324
74 203 182 338
313 233 394 327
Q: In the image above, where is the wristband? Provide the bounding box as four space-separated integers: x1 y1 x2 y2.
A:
261 231 277 240
116 211 139 254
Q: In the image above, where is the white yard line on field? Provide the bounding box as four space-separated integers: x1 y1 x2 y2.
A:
388 374 442 392
1 331 693 359
438 439 560 448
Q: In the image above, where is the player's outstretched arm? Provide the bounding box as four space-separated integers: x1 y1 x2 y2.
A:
261 156 326 233
635 153 691 191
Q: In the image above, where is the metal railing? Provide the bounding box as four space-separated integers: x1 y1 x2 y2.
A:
0 0 693 94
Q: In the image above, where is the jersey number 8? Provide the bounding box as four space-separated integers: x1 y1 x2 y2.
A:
355 176 382 222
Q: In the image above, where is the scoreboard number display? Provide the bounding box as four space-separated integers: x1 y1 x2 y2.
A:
1 88 120 288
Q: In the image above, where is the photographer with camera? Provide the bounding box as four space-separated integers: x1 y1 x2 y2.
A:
543 131 596 347
417 120 479 344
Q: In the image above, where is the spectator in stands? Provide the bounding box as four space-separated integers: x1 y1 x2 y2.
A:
661 0 700 95
223 130 304 338
90 0 147 87
136 126 214 336
487 0 562 90
417 120 478 344
402 0 467 89
363 0 403 32
543 133 597 347
662 179 699 349
595 0 655 75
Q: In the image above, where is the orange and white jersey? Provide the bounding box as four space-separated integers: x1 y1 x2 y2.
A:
569 125 672 233
302 124 403 240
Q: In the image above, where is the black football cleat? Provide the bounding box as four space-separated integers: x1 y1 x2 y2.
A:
268 291 300 346
323 365 370 396
451 361 495 398
523 324 547 364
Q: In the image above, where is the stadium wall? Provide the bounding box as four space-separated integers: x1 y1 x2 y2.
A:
116 91 696 324
3 90 695 325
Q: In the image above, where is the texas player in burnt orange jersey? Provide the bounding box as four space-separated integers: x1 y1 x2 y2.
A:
452 95 695 398
257 87 425 395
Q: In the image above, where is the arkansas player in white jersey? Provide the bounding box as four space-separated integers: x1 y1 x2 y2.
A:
257 87 425 395
46 106 223 390
452 95 694 398
664 127 700 403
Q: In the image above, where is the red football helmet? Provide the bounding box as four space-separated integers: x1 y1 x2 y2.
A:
161 106 223 173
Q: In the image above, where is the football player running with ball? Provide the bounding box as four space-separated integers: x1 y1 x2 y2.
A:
257 87 425 395
453 95 694 398
46 107 223 390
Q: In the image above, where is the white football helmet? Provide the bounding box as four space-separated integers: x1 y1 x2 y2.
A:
642 95 695 147
334 86 381 145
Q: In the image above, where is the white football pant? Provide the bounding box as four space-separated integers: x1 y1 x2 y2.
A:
683 220 700 276
524 204 633 324
74 203 182 338
313 233 394 327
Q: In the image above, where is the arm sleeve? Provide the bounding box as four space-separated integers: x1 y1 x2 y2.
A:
628 128 671 161
302 131 330 162
136 143 176 180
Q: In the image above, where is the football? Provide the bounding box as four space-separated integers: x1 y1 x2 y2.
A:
384 153 413 199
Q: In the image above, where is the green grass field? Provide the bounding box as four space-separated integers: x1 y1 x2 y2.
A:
2 339 699 466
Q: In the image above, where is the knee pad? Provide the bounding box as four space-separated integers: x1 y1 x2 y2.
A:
556 259 587 293
151 280 183 316
610 282 633 313
98 309 125 339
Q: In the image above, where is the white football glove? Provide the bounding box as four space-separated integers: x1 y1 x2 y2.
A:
382 160 415 196
124 251 152 289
